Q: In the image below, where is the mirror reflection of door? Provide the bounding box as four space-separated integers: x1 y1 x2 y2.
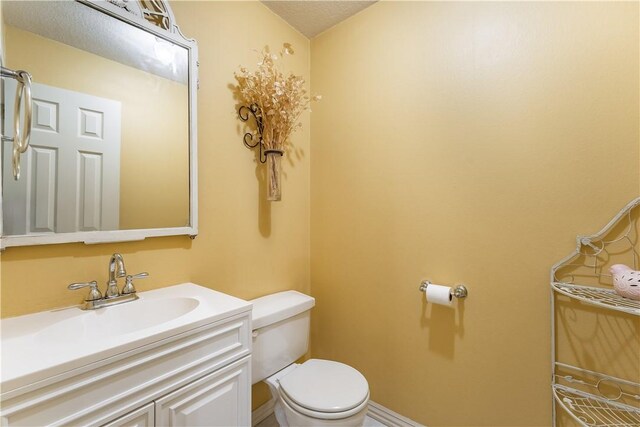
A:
2 80 121 234
1 0 192 246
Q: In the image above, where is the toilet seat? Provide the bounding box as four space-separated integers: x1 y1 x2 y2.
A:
278 359 369 420
280 387 370 420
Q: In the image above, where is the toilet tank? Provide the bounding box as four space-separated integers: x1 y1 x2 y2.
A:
250 291 315 384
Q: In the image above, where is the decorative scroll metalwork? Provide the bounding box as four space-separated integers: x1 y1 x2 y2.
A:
139 0 171 30
238 104 267 163
551 197 640 315
105 0 141 17
105 0 175 32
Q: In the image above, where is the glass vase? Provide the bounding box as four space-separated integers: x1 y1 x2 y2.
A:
265 149 284 201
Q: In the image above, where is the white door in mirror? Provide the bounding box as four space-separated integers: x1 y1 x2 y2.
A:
3 81 121 235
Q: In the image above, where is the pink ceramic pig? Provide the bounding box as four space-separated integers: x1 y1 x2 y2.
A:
610 264 640 301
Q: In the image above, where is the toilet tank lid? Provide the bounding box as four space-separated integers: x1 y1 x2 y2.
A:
251 291 315 330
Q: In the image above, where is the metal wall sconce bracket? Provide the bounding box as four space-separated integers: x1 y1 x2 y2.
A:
238 103 267 163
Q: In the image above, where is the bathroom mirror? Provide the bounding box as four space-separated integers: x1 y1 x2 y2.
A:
0 0 198 249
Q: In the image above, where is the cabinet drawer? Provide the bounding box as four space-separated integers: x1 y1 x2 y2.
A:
0 313 250 426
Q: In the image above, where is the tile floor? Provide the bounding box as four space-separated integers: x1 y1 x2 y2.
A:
363 416 386 426
255 413 386 427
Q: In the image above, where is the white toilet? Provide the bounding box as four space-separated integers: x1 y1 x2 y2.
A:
251 291 370 427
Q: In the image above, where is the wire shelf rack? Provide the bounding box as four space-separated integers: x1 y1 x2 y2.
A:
551 197 640 315
551 282 640 316
551 198 640 426
553 384 640 427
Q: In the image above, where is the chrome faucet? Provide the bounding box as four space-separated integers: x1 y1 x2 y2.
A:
68 253 149 310
106 253 127 298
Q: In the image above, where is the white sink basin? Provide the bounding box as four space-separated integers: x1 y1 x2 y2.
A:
37 296 200 344
1 283 251 392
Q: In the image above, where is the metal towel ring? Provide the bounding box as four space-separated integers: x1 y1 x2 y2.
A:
11 70 33 180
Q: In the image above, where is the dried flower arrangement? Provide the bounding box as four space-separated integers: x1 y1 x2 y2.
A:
235 43 319 200
235 43 319 150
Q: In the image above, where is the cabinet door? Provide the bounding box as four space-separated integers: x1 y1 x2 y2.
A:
155 357 250 427
101 403 154 427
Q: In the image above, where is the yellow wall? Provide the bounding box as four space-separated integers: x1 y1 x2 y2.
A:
2 1 640 425
4 25 189 230
0 0 310 409
310 2 639 426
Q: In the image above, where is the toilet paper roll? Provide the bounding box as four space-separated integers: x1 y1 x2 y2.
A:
426 283 453 307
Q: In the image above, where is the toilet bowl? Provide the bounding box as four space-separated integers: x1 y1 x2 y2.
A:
251 291 370 427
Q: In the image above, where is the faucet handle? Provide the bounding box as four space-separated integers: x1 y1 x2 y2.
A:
68 281 102 301
122 272 148 295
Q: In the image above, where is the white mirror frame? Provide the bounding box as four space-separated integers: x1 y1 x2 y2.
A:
0 0 198 249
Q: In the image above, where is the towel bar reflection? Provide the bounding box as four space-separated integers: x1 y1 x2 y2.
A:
1 66 33 180
419 280 468 299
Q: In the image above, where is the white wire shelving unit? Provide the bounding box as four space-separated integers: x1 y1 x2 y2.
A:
550 197 640 427
551 283 640 316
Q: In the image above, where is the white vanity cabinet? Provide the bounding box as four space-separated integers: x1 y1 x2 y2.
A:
103 357 250 427
0 285 252 427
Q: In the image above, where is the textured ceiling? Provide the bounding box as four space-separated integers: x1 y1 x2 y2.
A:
262 1 377 38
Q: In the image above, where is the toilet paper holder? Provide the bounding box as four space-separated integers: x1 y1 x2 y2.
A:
419 280 468 299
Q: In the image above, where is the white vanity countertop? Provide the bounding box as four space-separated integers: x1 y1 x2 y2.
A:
0 283 252 393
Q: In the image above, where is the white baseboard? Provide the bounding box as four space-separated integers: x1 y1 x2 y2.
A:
251 399 424 427
367 401 425 427
252 397 276 427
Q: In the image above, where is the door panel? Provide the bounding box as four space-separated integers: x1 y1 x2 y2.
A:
78 151 104 231
30 146 57 232
3 80 121 234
